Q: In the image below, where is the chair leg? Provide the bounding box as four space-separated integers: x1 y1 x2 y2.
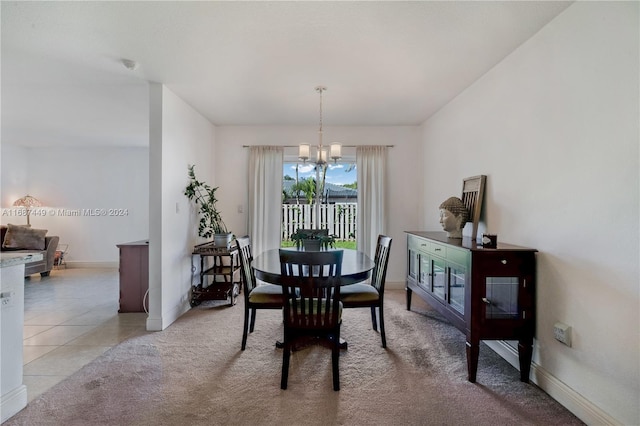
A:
241 306 250 350
378 306 387 348
249 308 257 333
281 343 290 390
332 337 340 391
370 306 378 331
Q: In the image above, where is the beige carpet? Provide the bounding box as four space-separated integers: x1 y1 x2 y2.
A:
6 290 583 426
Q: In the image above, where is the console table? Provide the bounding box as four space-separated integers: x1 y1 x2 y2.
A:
405 231 537 383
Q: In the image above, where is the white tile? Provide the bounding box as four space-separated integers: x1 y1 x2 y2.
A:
23 325 54 339
19 268 147 393
23 325 97 346
23 345 57 364
68 325 143 346
23 375 68 403
23 344 111 376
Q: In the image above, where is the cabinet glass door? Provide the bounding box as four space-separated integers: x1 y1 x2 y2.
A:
432 258 446 301
419 254 431 291
408 248 418 280
449 264 465 314
484 277 519 319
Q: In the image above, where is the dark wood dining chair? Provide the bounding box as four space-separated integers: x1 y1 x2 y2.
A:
236 236 284 350
278 249 343 391
340 235 392 348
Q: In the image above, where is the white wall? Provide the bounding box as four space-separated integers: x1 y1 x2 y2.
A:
1 144 149 264
0 144 28 205
147 83 215 331
213 125 422 285
419 2 638 424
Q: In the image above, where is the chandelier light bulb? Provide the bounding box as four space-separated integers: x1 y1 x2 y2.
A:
330 144 342 162
317 149 327 165
298 144 310 162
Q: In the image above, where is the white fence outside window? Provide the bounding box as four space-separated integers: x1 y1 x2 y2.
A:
281 203 357 241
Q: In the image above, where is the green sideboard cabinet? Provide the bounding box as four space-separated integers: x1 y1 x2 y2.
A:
405 231 537 383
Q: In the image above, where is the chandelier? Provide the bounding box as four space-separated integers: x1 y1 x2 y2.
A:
298 86 341 165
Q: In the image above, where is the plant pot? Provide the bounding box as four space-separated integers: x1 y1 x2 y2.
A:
303 239 321 251
214 233 233 249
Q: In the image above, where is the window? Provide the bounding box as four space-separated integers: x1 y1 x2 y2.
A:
282 160 357 248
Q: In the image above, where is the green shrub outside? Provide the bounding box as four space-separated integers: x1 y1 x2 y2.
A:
281 240 356 250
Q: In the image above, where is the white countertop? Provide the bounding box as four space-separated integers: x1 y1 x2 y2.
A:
0 252 44 268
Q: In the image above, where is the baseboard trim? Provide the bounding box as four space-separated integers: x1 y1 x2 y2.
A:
146 316 163 331
386 281 405 290
146 301 191 331
64 261 118 269
1 384 27 423
485 340 622 426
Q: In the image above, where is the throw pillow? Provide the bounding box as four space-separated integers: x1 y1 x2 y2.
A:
1 224 30 245
2 223 47 250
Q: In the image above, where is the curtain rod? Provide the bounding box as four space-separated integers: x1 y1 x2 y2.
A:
242 145 394 148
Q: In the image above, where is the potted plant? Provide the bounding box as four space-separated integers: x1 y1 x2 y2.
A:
184 164 232 248
290 229 335 251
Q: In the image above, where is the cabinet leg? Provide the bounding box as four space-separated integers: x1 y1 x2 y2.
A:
406 287 412 310
466 340 479 383
518 337 533 383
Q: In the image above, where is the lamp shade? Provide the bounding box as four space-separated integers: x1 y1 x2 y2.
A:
298 144 310 161
317 149 327 164
330 143 342 160
13 195 42 226
13 195 42 209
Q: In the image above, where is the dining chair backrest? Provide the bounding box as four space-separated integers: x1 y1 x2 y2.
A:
236 235 257 295
236 235 284 351
278 249 343 329
371 235 392 294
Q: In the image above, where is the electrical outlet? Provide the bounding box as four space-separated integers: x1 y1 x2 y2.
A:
554 322 572 346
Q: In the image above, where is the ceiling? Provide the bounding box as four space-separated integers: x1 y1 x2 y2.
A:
2 1 572 148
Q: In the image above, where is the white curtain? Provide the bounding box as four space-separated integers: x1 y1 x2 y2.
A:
356 145 387 257
248 146 283 257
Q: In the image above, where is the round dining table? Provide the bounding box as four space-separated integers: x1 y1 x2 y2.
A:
252 247 375 350
252 247 375 285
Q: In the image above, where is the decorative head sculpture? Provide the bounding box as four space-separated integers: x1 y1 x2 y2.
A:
439 197 469 239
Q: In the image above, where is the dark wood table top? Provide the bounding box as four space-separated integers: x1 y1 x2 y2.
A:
252 248 374 285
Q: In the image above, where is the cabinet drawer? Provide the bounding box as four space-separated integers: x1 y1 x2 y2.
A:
409 236 430 253
429 242 446 257
474 252 525 275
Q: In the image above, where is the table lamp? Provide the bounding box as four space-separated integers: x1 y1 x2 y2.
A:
13 195 43 226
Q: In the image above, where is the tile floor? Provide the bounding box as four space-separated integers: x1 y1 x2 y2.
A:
22 268 148 402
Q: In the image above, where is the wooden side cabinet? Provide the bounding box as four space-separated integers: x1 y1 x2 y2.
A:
406 231 537 383
117 240 149 313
